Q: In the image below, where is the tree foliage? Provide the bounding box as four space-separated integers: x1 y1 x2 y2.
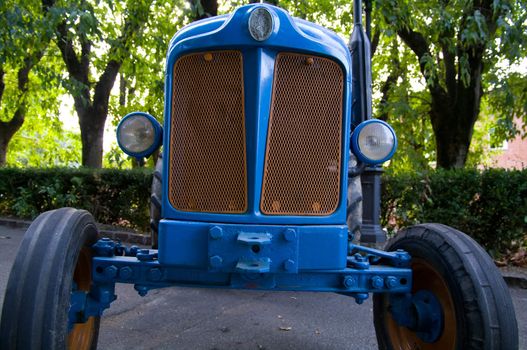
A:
0 0 525 171
49 0 160 168
0 0 61 166
373 0 527 169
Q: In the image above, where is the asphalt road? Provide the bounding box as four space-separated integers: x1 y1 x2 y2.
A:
1 225 526 349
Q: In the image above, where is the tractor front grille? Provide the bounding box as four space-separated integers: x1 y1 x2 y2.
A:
168 51 247 213
261 53 344 215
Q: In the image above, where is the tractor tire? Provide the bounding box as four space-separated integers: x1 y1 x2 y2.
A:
0 208 100 350
150 153 163 249
373 223 518 350
347 153 362 242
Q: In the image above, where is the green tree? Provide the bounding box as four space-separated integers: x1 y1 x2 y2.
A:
189 0 218 20
52 0 154 168
486 69 527 142
0 0 57 166
376 0 527 169
108 0 190 168
4 53 80 168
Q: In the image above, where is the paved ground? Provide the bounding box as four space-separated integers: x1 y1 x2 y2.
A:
1 225 526 349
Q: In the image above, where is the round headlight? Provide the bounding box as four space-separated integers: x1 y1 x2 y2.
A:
351 120 397 165
117 112 162 158
248 7 274 41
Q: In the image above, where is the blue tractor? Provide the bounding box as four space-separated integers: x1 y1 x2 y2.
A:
0 2 518 349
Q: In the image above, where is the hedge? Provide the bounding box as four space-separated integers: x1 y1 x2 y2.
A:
0 167 525 257
0 168 152 232
382 169 527 258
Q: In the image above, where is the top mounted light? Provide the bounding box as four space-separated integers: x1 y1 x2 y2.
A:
248 7 274 41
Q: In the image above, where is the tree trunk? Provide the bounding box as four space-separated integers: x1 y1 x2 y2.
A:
0 111 25 166
70 64 118 168
0 60 44 166
395 27 487 169
0 142 7 166
382 0 497 169
56 4 148 168
430 56 483 169
0 0 52 166
432 106 473 169
77 106 105 168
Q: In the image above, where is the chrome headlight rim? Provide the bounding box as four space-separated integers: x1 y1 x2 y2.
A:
351 119 397 165
116 112 163 158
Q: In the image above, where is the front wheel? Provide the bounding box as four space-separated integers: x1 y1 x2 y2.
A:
373 223 518 350
0 208 100 349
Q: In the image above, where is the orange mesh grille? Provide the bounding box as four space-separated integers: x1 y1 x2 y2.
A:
261 53 343 215
169 51 247 213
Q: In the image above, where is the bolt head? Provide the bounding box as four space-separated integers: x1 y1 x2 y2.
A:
209 226 223 239
104 265 118 279
343 276 356 289
209 255 223 268
371 276 384 289
99 289 114 304
148 268 162 281
284 259 296 271
386 276 398 289
119 266 133 280
353 293 369 305
283 229 296 242
135 285 149 297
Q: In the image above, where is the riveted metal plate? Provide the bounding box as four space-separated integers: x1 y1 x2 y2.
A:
208 226 299 273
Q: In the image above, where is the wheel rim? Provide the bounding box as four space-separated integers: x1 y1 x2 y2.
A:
385 258 457 349
68 247 97 350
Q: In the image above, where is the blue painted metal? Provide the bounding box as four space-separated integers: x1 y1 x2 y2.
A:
158 220 347 271
91 253 412 295
116 112 163 158
389 290 444 343
348 244 411 267
160 4 352 226
97 3 420 323
350 119 398 165
89 237 413 306
68 281 116 331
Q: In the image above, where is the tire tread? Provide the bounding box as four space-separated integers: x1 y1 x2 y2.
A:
374 223 518 350
0 208 100 350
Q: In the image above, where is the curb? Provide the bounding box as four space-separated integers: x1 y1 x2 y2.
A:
1 217 524 288
499 268 527 289
0 217 151 246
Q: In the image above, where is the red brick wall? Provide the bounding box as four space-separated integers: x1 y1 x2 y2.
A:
492 120 527 169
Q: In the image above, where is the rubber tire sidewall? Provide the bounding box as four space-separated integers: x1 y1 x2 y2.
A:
373 223 518 350
347 153 362 241
0 208 100 350
150 154 162 249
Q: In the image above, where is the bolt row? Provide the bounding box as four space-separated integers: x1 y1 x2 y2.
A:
342 275 400 290
101 265 163 282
